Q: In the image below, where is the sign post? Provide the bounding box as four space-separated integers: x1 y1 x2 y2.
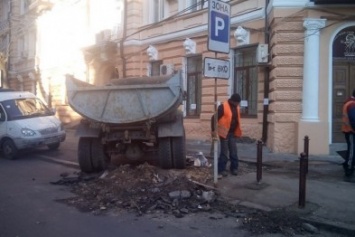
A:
207 0 230 186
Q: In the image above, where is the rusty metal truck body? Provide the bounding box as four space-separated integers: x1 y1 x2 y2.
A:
66 72 186 173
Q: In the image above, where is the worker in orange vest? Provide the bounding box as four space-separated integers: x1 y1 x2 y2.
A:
213 93 242 178
342 89 355 177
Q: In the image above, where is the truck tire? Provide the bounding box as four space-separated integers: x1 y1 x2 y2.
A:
158 137 173 169
91 138 107 172
171 135 186 169
78 137 94 173
2 139 18 160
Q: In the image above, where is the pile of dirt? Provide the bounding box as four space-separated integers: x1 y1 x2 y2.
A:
54 163 223 216
51 161 311 236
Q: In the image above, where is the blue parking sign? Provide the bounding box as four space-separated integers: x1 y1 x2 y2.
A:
208 0 230 53
211 11 229 43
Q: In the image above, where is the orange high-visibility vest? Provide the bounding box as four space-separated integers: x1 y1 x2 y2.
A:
342 99 355 133
217 101 242 138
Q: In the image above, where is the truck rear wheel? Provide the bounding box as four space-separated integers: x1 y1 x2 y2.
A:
78 137 94 173
91 138 107 172
171 135 186 169
158 137 173 169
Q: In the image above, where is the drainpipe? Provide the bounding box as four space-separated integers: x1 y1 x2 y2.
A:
120 0 127 78
6 0 12 88
261 0 270 143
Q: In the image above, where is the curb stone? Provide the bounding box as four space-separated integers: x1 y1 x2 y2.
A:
301 216 355 236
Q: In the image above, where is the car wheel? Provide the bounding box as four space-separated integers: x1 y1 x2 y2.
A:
2 139 18 160
47 142 60 150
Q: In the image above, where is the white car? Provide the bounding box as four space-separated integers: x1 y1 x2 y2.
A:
0 90 66 159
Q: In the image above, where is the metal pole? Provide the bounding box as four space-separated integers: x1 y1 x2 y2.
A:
304 135 309 174
256 140 263 183
213 52 218 185
299 152 307 208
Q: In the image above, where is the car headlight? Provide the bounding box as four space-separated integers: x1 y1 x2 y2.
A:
21 128 36 136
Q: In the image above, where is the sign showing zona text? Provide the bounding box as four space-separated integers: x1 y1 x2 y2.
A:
204 57 230 79
208 0 230 53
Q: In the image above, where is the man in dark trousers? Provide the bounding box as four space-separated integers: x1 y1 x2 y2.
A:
342 89 355 177
212 93 242 178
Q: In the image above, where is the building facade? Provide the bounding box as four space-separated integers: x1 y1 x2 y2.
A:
1 0 355 156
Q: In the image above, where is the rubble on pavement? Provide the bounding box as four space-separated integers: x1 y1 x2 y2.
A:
49 159 341 236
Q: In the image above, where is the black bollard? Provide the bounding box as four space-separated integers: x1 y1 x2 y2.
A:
256 140 263 183
304 136 309 174
299 152 307 208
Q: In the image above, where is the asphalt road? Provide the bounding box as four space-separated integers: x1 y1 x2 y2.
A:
0 138 250 237
0 129 347 237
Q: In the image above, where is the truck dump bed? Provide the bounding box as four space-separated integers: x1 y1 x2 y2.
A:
65 72 183 124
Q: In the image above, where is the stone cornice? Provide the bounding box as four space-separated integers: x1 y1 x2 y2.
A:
124 8 264 47
269 0 310 7
303 18 326 31
267 0 311 14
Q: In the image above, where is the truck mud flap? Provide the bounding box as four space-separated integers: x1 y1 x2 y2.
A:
158 113 184 138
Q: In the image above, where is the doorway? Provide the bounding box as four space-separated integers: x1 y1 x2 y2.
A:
332 62 355 142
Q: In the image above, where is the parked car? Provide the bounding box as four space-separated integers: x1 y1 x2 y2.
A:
0 90 66 159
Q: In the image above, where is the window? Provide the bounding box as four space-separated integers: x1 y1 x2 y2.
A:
2 98 52 121
0 105 5 121
17 34 28 59
145 0 180 24
234 47 258 116
28 32 36 57
0 0 9 21
146 0 167 23
20 0 30 15
0 70 3 88
188 0 207 12
150 60 162 76
186 55 202 117
17 37 24 58
153 0 163 22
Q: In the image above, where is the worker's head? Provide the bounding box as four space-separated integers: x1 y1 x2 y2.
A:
229 93 241 106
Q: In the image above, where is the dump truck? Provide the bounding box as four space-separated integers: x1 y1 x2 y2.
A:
65 71 186 173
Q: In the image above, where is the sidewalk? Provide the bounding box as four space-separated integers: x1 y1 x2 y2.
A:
186 139 355 235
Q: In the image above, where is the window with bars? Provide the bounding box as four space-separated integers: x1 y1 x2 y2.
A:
186 55 202 117
234 47 258 117
150 60 162 76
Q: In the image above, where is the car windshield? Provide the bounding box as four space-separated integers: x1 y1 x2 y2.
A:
1 98 53 121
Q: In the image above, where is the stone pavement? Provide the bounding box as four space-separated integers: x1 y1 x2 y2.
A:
186 139 355 235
